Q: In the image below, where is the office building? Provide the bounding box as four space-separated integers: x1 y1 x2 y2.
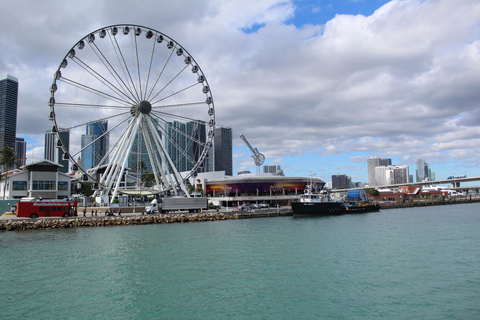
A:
81 121 108 171
367 156 392 186
214 127 232 176
0 75 18 150
15 138 27 167
332 174 351 189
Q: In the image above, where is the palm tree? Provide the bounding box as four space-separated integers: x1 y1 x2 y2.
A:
0 146 18 199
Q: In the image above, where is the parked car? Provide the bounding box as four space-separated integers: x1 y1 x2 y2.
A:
258 202 269 208
238 203 255 211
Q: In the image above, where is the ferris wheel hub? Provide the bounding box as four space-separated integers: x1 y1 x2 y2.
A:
138 100 152 114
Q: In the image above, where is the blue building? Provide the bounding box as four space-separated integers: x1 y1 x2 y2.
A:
81 121 108 170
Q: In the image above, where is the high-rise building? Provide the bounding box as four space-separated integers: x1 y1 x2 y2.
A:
45 130 56 162
45 129 70 173
0 75 18 150
367 156 392 186
214 127 232 176
332 174 351 189
416 159 434 182
15 137 27 167
81 121 108 170
375 165 410 186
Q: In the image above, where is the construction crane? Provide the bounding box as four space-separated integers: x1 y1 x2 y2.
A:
240 134 265 173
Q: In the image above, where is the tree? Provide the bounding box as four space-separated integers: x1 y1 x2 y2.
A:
365 189 379 197
0 146 18 199
141 172 155 187
77 182 94 197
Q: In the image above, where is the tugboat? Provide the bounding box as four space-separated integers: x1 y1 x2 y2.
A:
291 186 380 217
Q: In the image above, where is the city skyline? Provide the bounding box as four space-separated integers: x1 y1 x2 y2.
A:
1 1 480 185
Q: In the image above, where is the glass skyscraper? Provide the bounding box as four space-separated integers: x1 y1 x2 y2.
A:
81 121 109 170
0 75 18 150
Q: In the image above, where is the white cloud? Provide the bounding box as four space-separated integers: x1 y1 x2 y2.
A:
1 0 480 180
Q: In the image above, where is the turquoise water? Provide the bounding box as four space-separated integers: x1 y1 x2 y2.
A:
1 204 479 319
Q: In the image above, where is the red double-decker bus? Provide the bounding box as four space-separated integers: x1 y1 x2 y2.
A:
16 200 78 219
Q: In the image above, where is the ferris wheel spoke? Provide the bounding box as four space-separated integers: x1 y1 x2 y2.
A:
149 113 209 149
143 36 157 101
108 32 142 102
70 56 137 105
151 109 208 124
54 102 131 110
87 40 139 104
133 32 143 100
145 44 175 102
150 82 202 106
59 77 132 106
69 116 131 161
149 64 189 103
151 101 209 110
59 111 131 132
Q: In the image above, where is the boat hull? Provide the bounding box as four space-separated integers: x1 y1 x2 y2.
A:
291 201 345 217
292 201 380 217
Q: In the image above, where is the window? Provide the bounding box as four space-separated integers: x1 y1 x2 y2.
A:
32 181 56 190
58 181 68 190
12 181 27 191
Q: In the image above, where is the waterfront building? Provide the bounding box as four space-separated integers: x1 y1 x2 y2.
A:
81 121 109 171
332 174 351 189
367 156 392 186
0 160 72 200
0 75 18 150
214 127 232 176
263 164 284 176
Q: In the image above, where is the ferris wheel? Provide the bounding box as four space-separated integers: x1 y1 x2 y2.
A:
49 24 215 200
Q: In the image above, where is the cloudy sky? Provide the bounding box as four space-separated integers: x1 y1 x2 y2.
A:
1 0 479 184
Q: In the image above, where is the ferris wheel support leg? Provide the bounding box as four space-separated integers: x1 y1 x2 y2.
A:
109 119 141 201
98 126 131 195
145 116 190 196
141 120 170 188
100 117 140 199
143 117 177 191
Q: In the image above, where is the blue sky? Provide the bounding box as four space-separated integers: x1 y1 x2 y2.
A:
288 0 392 26
1 0 480 186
